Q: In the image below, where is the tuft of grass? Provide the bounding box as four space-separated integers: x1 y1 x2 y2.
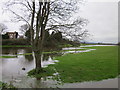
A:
0 81 16 89
28 67 56 78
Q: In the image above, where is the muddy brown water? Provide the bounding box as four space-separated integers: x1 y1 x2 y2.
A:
1 45 118 88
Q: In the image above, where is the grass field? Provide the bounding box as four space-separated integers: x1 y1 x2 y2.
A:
30 46 118 83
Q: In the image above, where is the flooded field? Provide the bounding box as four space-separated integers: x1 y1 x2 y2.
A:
1 45 118 88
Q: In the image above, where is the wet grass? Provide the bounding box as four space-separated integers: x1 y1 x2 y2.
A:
44 46 118 83
0 56 17 58
28 67 56 78
56 46 118 82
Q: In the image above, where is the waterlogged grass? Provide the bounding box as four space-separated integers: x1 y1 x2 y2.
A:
0 56 17 58
29 46 118 83
28 67 56 78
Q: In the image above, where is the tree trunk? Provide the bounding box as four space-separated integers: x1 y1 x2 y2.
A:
34 51 42 69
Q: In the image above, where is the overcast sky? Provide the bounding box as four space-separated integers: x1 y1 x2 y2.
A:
80 0 118 43
0 0 119 43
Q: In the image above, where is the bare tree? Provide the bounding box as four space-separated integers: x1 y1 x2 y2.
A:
19 24 29 33
4 0 89 69
0 23 8 34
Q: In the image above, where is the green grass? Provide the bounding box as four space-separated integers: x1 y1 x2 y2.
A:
28 67 56 78
0 56 17 58
29 46 118 83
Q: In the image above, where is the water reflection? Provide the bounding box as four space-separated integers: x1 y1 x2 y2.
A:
2 47 97 88
2 47 18 55
2 47 63 88
1 45 117 88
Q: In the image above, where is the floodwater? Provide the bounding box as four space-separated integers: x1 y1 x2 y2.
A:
1 46 118 88
80 45 116 47
1 47 63 88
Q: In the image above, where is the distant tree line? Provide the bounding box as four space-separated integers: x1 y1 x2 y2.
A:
1 33 9 39
25 29 79 48
2 29 80 48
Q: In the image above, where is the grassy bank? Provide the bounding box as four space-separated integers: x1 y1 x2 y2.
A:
29 46 118 83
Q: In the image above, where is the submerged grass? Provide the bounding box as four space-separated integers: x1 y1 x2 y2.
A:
29 46 118 83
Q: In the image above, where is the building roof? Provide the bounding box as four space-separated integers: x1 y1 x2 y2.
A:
7 32 18 34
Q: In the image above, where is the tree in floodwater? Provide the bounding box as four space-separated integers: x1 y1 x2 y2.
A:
4 0 89 69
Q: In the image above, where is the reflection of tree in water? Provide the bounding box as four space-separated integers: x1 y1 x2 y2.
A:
24 55 33 61
24 48 33 61
2 47 18 55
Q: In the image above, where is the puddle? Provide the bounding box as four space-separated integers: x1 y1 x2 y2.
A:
63 49 96 54
62 47 85 50
41 56 59 67
80 45 116 47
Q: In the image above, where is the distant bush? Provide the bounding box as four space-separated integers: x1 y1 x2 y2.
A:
2 39 30 45
2 31 80 47
2 33 9 39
